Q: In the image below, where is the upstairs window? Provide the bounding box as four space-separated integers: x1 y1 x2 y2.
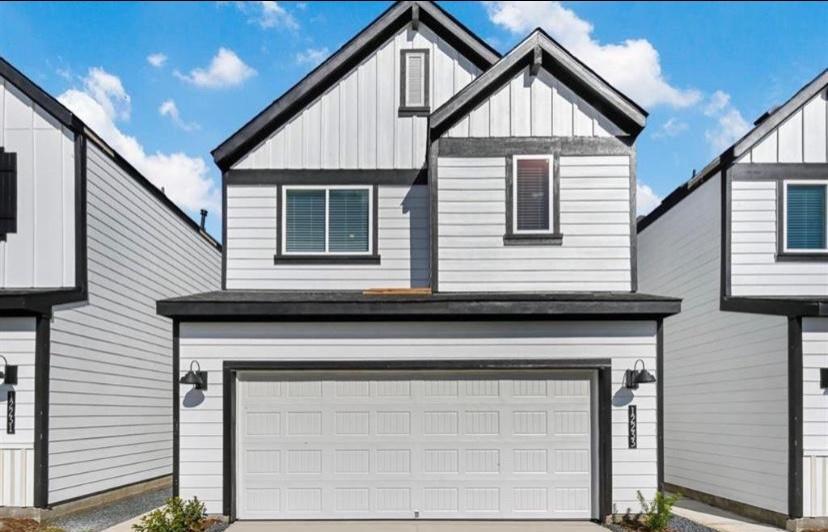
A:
784 182 827 252
400 49 429 115
514 157 551 233
0 148 17 236
282 186 373 256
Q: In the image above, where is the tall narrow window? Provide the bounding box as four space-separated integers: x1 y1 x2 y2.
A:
282 186 372 256
785 182 827 252
0 148 17 236
400 50 429 113
514 156 551 233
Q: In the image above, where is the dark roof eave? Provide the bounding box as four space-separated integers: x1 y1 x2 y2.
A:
0 288 87 315
721 296 828 317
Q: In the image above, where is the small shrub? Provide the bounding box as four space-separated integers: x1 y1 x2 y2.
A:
636 490 681 532
132 497 218 532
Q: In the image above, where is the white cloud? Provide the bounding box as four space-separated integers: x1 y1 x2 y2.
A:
636 182 662 216
705 108 751 152
653 117 688 139
147 53 168 68
231 1 299 30
174 48 256 89
159 99 200 132
58 68 219 216
295 47 329 67
704 90 730 117
485 1 700 109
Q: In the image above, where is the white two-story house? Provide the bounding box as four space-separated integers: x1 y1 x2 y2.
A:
0 57 221 517
158 0 680 522
638 71 828 529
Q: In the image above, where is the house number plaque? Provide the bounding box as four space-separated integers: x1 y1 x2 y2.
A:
628 405 637 449
7 390 14 435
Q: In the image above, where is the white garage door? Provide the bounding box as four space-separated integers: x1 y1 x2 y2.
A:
236 370 595 520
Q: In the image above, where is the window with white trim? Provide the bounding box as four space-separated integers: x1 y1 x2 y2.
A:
400 49 429 113
282 186 372 255
784 181 827 252
513 155 553 233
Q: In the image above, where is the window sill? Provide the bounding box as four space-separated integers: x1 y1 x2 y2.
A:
274 254 381 265
398 106 430 117
503 233 563 246
776 252 828 262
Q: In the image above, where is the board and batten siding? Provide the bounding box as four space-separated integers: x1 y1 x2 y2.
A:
803 317 828 517
226 184 429 290
0 317 36 507
178 320 659 516
46 142 221 504
0 77 75 289
233 24 480 171
730 174 828 297
436 155 631 292
443 67 621 139
638 173 789 514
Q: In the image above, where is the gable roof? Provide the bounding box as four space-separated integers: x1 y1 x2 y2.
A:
211 0 501 171
637 68 828 233
430 28 648 139
0 56 221 250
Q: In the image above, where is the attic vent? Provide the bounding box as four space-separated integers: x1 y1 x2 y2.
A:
0 148 17 236
400 49 430 114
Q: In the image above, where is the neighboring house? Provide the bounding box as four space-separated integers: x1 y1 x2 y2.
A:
158 1 680 522
638 71 828 528
0 58 221 516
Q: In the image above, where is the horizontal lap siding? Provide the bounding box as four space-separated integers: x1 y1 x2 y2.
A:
47 143 220 504
638 173 789 514
803 317 828 517
178 320 658 515
444 67 622 139
233 25 479 171
0 317 36 506
0 78 75 288
226 185 429 290
437 156 631 292
730 176 828 296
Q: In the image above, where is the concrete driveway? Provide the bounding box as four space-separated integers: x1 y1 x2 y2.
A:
225 521 606 532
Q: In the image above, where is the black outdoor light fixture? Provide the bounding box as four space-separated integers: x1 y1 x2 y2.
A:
179 360 208 391
820 368 828 390
624 359 656 390
0 355 17 386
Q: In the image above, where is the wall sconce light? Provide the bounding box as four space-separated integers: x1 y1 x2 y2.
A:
0 355 17 385
179 360 208 391
624 359 656 390
820 368 828 389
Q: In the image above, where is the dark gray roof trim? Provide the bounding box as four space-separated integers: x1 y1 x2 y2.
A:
0 56 221 251
721 296 828 317
431 29 648 139
638 68 828 233
0 288 87 315
157 290 681 321
211 1 501 171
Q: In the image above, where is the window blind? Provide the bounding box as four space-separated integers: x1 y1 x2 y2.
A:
787 184 826 250
329 189 369 252
405 53 425 107
285 190 326 252
516 158 550 232
0 148 16 235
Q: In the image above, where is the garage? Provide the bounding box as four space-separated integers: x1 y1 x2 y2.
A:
234 370 597 520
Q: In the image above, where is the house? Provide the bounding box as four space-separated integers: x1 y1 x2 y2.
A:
0 58 221 517
157 0 680 522
638 71 828 529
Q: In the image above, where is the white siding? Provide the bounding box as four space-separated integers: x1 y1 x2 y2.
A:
0 317 36 507
803 317 828 517
0 78 75 289
743 89 828 164
437 155 631 292
445 68 622 139
178 320 659 516
638 173 789 514
730 176 828 297
46 142 221 504
233 25 480 171
226 184 429 290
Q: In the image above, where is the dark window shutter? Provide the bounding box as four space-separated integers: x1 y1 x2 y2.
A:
0 148 17 235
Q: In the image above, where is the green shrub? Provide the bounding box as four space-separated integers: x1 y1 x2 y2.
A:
636 490 681 532
132 497 218 532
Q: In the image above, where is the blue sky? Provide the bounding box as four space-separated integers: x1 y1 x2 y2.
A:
1 1 826 239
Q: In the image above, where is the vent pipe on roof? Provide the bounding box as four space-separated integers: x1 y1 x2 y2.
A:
754 105 780 126
200 209 208 230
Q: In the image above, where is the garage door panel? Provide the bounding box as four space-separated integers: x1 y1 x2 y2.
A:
237 370 595 520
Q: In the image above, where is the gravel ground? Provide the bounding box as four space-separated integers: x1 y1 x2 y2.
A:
48 487 171 532
605 515 717 532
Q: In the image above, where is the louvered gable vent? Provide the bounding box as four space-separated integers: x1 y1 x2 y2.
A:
401 49 429 112
0 148 17 235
